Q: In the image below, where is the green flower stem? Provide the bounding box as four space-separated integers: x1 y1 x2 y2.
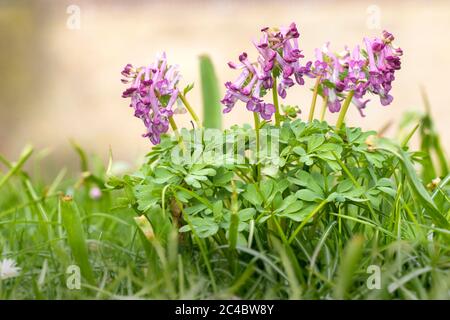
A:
168 116 179 137
179 94 202 128
308 76 322 122
169 116 185 151
335 90 355 131
320 96 328 121
272 76 281 126
253 112 261 181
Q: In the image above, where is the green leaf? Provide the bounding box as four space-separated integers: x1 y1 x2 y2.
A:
260 179 275 203
134 184 160 212
280 203 315 222
292 170 323 195
296 189 322 202
238 208 256 221
212 201 223 219
337 179 354 193
363 151 386 168
184 167 215 188
191 167 217 177
243 184 263 207
176 189 192 203
180 217 219 238
153 167 177 184
184 203 208 216
293 146 306 156
183 82 194 96
283 200 304 214
316 143 342 154
213 169 233 185
307 134 325 153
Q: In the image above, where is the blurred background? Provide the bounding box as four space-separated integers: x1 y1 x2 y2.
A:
0 0 449 172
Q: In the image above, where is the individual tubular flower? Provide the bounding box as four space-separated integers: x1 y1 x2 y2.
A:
121 53 181 144
221 22 310 120
311 44 346 113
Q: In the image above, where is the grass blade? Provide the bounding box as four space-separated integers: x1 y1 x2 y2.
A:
334 235 364 299
70 139 89 172
0 145 33 190
60 196 95 284
199 55 222 129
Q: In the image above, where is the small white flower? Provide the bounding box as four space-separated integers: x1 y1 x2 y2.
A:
0 258 21 280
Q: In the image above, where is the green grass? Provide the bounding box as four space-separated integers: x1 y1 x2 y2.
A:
0 115 449 300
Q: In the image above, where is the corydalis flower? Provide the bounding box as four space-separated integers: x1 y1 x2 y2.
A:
222 52 275 120
363 30 403 106
311 43 346 113
221 23 309 120
0 258 21 280
311 30 402 116
121 53 181 145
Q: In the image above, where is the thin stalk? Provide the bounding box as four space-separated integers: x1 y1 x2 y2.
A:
308 76 322 122
335 90 354 131
253 112 261 181
272 75 281 126
320 96 328 121
401 123 419 148
179 94 201 128
288 199 328 244
168 116 185 151
168 116 180 138
234 170 251 184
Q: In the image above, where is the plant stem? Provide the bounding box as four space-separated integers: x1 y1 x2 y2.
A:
288 199 328 244
169 116 185 151
253 112 261 181
168 116 179 137
308 76 322 122
320 96 328 121
179 94 202 128
272 76 281 126
335 90 354 131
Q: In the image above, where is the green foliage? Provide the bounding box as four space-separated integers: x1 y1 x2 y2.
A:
124 120 409 241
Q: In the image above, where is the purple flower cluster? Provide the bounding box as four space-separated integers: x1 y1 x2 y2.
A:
311 30 403 116
221 23 309 120
364 31 402 107
121 53 181 144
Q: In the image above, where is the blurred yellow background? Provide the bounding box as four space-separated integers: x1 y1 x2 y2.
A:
1 0 449 170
